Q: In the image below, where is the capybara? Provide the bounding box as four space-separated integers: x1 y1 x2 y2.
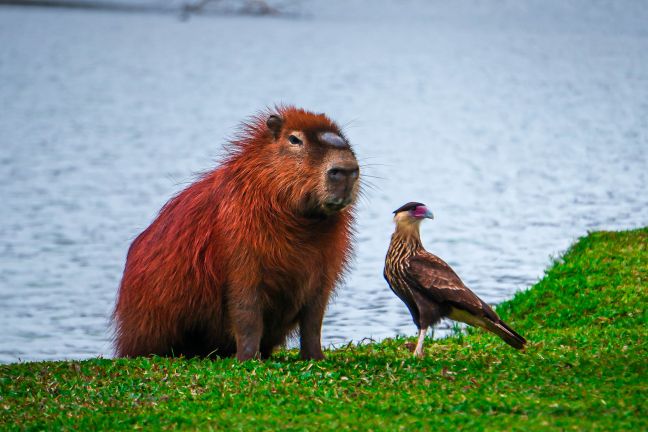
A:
113 106 360 361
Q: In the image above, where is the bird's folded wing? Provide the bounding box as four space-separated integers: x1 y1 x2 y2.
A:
408 253 494 319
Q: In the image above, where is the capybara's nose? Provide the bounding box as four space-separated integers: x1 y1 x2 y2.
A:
325 161 359 211
327 164 360 185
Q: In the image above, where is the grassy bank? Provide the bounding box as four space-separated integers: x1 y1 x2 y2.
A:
1 228 646 430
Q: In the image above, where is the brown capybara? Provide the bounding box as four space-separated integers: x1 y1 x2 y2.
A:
113 106 360 361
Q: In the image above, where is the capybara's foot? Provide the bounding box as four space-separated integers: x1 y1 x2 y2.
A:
300 349 325 361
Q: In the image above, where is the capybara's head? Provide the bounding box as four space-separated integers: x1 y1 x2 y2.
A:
250 107 360 218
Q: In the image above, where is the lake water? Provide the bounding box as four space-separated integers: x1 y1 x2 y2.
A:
1 1 647 363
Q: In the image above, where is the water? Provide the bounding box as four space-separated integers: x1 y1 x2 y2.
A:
1 1 647 363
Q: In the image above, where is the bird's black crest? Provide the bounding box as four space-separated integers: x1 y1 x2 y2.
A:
393 202 425 214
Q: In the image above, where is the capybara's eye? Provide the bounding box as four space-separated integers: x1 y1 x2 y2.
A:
288 135 303 145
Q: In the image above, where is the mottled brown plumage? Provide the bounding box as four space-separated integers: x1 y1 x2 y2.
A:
384 202 526 357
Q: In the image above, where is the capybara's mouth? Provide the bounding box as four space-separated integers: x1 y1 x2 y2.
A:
325 203 346 212
323 197 353 213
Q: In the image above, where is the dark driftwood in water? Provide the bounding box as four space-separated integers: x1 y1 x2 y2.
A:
0 0 169 13
0 0 278 17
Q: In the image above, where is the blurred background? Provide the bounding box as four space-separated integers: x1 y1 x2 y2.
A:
1 0 647 363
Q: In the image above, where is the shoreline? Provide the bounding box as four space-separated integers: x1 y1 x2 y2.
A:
1 227 646 430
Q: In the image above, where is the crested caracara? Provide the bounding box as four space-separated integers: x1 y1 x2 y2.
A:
384 202 527 357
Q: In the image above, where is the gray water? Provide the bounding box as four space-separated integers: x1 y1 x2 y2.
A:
1 1 647 363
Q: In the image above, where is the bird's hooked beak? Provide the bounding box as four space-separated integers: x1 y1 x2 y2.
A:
412 206 434 220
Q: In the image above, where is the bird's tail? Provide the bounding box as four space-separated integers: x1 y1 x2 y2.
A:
484 319 527 350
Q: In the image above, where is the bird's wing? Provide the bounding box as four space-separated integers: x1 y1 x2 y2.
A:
407 252 498 321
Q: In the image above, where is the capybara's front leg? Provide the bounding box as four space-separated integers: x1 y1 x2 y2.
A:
299 299 326 361
231 299 263 361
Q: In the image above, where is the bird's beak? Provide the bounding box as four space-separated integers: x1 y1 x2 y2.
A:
424 208 434 219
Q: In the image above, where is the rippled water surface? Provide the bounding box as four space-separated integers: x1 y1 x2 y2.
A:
1 2 647 363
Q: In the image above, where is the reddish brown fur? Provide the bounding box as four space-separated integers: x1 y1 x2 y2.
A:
113 106 359 360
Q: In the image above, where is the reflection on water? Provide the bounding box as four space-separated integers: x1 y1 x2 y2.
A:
1 3 647 363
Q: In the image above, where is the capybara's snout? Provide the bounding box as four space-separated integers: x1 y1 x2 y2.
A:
324 157 359 212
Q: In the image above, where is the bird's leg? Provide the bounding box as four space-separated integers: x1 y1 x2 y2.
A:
414 327 427 358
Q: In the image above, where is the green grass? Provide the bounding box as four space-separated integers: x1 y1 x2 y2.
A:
2 228 647 431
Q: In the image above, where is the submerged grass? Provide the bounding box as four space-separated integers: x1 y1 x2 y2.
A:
1 228 646 430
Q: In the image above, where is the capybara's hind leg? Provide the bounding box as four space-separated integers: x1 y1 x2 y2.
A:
114 310 176 358
115 333 170 358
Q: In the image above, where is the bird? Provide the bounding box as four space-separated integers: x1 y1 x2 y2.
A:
383 202 527 357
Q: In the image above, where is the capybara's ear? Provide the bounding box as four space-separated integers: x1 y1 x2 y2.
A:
266 115 283 139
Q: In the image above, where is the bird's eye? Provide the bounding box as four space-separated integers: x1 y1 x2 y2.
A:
288 135 303 145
